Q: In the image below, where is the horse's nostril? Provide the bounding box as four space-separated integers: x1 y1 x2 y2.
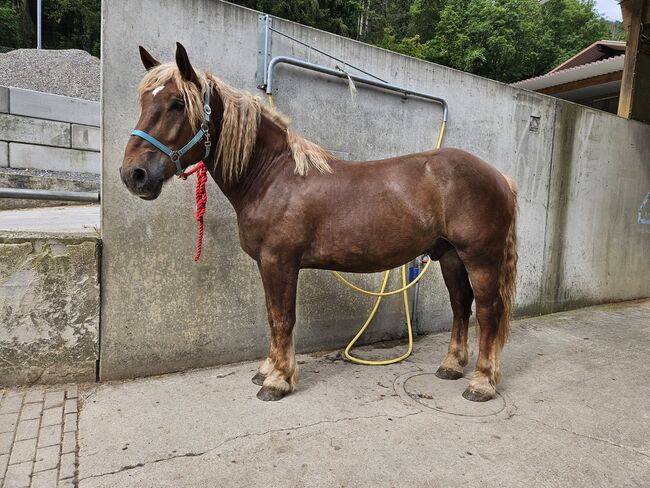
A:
133 168 147 186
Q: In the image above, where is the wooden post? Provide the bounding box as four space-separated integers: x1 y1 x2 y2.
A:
618 0 650 122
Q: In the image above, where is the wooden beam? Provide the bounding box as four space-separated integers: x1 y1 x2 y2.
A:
539 71 622 95
618 0 650 122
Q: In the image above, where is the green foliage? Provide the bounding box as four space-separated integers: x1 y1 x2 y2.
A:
428 0 550 82
1 0 100 56
540 0 610 67
234 0 619 83
235 0 363 38
3 0 621 80
0 0 23 48
607 21 627 41
42 0 101 57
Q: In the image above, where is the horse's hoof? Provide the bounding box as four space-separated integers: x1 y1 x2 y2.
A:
462 387 495 402
435 366 463 380
251 372 266 386
256 386 287 401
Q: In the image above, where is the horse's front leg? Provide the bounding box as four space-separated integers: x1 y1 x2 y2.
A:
255 254 299 401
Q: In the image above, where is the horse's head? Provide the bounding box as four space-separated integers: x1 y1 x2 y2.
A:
120 42 215 200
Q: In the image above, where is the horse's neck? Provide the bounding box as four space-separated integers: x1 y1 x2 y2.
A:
210 113 291 214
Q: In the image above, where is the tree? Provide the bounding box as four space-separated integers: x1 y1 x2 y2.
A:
428 0 549 82
233 0 362 38
540 0 611 68
0 0 23 49
41 0 101 57
370 0 614 82
2 0 617 81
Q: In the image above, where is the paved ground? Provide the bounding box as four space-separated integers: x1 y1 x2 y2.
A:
2 300 649 487
0 386 79 488
0 206 99 236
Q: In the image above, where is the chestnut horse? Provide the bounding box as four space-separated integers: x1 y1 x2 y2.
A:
120 43 518 403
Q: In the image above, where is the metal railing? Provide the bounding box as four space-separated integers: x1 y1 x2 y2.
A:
0 188 100 203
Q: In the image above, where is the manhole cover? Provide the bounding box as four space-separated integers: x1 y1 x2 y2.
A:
394 372 515 422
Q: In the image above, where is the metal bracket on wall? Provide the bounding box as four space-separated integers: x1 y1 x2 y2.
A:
256 15 448 122
256 14 273 89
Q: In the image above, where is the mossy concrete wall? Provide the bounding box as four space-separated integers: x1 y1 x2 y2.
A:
0 237 99 385
101 0 650 380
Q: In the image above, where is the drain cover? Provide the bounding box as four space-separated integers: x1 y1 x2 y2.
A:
395 372 515 421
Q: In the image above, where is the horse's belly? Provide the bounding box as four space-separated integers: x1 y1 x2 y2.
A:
301 212 439 272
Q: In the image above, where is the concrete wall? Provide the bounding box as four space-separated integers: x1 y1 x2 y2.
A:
101 0 650 380
0 86 100 174
0 235 100 385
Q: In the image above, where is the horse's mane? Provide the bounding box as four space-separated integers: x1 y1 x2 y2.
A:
137 63 333 183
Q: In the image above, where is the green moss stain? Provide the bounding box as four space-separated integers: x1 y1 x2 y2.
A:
0 239 99 385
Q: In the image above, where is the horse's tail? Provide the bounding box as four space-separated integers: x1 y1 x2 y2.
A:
497 175 518 355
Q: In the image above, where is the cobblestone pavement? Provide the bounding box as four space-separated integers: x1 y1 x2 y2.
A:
0 386 78 488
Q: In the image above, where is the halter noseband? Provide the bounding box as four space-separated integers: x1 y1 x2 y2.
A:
130 85 212 176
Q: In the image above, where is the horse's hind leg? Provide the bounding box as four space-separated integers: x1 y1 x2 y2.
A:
461 263 502 402
436 249 473 380
255 254 299 401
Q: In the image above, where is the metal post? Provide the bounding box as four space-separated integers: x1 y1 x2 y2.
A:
37 0 42 49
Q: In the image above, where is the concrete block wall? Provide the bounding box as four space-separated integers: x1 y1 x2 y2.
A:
0 86 100 173
101 0 650 380
0 235 100 385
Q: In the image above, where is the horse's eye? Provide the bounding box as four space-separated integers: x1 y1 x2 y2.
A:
170 99 185 111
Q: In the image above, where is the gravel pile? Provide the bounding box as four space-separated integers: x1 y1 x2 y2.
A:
0 48 100 101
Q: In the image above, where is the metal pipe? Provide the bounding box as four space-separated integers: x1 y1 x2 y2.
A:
37 0 42 49
266 56 448 121
268 27 387 84
0 188 100 203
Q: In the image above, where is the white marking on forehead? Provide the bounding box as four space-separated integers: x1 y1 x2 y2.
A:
151 85 165 97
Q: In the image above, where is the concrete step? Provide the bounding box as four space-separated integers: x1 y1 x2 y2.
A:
0 167 99 210
0 204 100 236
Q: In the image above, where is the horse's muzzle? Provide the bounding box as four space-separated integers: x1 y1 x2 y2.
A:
120 165 164 200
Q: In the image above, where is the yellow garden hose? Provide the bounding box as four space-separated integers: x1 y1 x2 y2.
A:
343 266 413 365
331 258 432 297
338 119 446 365
268 93 446 365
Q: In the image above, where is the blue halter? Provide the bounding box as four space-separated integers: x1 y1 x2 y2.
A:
131 85 212 176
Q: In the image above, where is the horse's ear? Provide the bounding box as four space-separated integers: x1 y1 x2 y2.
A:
139 46 160 71
175 42 200 87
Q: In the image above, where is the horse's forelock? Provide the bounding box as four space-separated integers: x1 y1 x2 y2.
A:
137 63 207 132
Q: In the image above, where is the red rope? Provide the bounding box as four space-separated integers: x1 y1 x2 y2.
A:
180 161 208 262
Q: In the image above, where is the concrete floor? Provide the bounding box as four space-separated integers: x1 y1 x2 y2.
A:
77 300 650 488
0 205 99 236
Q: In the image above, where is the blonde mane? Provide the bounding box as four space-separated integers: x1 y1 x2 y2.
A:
137 63 333 183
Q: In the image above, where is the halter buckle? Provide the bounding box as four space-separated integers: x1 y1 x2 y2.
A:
204 104 211 115
170 151 181 163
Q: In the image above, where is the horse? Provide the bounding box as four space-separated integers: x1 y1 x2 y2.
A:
120 42 518 403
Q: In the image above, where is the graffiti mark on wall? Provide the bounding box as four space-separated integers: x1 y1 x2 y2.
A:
639 193 650 225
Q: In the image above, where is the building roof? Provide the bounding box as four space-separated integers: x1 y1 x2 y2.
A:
512 53 625 92
549 40 626 74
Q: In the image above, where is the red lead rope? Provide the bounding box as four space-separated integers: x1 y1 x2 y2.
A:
180 161 208 262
